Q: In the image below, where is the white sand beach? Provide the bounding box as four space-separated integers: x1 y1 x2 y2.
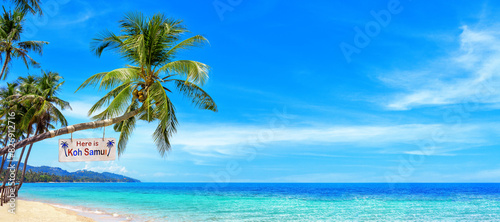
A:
0 200 95 222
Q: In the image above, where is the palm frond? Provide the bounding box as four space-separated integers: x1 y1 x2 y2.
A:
17 40 47 54
88 81 132 116
172 79 217 111
91 30 124 57
75 72 108 91
158 60 209 85
150 80 177 156
92 83 132 120
49 104 68 127
14 0 42 15
166 35 209 56
115 101 139 156
77 68 139 91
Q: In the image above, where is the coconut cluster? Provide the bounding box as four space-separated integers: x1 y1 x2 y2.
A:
133 76 156 103
145 76 154 85
133 87 146 102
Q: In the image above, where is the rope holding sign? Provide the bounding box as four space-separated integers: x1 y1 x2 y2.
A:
71 132 73 142
103 127 105 141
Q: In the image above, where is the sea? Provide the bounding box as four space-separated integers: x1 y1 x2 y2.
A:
18 183 500 221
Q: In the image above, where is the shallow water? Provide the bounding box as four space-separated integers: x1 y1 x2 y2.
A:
19 183 500 221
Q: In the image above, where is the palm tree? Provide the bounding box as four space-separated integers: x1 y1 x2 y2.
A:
0 12 217 158
82 11 217 156
0 75 38 177
0 72 70 202
13 71 70 191
0 8 48 80
0 80 28 205
0 82 19 182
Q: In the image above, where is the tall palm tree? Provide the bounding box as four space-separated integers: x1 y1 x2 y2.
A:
0 12 217 158
0 8 48 80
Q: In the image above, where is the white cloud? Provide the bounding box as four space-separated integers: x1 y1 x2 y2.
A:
82 161 128 174
123 122 493 158
62 101 93 119
403 149 456 156
382 25 500 110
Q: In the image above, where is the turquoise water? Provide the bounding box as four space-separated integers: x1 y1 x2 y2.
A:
19 183 500 221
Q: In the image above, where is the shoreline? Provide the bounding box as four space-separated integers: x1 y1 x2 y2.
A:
0 199 96 222
0 199 133 222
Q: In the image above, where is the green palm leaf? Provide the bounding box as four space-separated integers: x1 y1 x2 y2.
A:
172 79 217 111
92 84 132 120
115 101 139 156
158 60 209 85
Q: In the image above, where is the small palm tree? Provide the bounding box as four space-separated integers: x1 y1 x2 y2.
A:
1 12 217 160
0 8 48 80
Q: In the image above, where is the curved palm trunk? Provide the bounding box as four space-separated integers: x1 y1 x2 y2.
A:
0 150 7 178
0 52 11 80
0 146 15 205
0 153 5 206
0 132 29 192
14 129 36 196
14 146 26 176
0 154 6 176
16 142 34 193
0 137 8 206
0 143 18 197
0 109 140 156
14 132 31 174
0 137 9 174
12 145 29 197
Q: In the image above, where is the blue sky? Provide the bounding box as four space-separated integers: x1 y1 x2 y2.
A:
3 0 500 182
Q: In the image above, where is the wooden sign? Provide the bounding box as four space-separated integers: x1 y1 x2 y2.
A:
58 138 117 162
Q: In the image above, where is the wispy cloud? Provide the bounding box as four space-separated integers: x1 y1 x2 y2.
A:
381 25 500 110
82 161 128 174
61 101 92 120
62 99 104 120
403 149 456 156
121 122 495 159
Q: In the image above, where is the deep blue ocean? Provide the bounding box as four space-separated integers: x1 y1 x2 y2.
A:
18 183 500 221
